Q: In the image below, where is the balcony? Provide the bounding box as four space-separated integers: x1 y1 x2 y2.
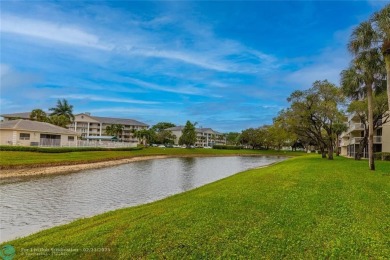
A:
348 123 364 133
374 136 382 143
349 136 382 145
350 137 364 145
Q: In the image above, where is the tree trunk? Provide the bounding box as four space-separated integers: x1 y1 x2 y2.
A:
367 85 375 171
320 147 327 158
336 135 340 156
328 142 334 160
384 50 390 112
355 137 367 161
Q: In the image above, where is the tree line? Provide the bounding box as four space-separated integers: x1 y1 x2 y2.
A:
237 5 389 171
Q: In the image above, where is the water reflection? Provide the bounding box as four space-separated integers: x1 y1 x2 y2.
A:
0 156 285 242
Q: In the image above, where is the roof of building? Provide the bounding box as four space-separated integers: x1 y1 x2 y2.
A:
1 112 149 127
0 119 79 135
81 114 148 127
1 112 32 119
166 126 223 135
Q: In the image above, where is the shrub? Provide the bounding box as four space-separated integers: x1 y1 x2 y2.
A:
212 145 243 150
0 146 142 153
374 152 390 161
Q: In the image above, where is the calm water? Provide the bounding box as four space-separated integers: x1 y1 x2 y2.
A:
0 156 285 242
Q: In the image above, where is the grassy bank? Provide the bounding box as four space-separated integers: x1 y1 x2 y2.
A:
0 148 304 168
4 156 389 259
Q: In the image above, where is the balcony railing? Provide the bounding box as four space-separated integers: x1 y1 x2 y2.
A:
349 136 382 145
350 137 364 145
349 123 364 132
374 136 382 143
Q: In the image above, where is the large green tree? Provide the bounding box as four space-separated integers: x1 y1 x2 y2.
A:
134 129 156 145
348 4 390 110
179 121 197 148
268 117 296 151
239 127 267 149
286 80 345 160
150 122 176 144
49 99 75 123
151 122 176 132
225 132 241 145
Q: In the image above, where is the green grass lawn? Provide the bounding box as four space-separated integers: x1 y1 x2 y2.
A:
0 148 304 168
3 156 389 259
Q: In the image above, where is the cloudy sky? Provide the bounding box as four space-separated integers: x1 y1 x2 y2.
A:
0 1 387 131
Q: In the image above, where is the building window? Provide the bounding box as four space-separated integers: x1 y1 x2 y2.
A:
68 136 75 141
20 133 30 140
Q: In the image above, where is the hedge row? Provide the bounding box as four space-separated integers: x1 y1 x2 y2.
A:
0 146 143 153
212 145 243 150
374 152 390 161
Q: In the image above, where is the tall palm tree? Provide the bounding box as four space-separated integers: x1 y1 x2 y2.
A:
341 48 385 170
49 99 75 122
348 4 390 110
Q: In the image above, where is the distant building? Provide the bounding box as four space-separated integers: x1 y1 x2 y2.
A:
68 113 148 143
1 112 33 121
0 119 78 146
1 112 149 143
339 111 390 157
166 126 226 147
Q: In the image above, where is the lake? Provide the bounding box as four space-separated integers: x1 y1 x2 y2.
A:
0 156 286 242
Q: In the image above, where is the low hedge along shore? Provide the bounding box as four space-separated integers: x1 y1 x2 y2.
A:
2 156 389 259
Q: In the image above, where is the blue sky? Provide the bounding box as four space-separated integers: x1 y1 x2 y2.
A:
0 1 387 132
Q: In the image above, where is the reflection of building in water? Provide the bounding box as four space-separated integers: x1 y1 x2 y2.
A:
179 157 196 191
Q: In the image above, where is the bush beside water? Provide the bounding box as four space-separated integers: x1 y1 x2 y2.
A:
213 145 243 150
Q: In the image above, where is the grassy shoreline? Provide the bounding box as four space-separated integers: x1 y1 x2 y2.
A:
3 156 389 259
0 147 304 169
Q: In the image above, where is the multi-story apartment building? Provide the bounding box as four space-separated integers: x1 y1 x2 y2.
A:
68 113 148 142
340 112 390 157
1 112 149 143
166 126 226 147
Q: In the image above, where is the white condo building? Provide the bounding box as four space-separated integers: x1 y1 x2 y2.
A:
166 126 226 147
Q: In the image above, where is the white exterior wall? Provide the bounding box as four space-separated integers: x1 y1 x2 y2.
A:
0 129 77 146
382 119 390 153
68 114 147 143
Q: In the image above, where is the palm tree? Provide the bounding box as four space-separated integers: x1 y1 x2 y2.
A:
341 48 385 170
105 124 124 139
348 4 390 110
49 99 75 122
30 109 48 122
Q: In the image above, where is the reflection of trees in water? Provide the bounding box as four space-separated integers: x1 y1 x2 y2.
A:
179 157 196 191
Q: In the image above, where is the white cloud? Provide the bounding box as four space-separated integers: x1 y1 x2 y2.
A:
87 107 180 117
1 14 110 50
51 94 159 105
284 27 353 88
0 63 41 90
1 11 279 74
126 77 206 95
